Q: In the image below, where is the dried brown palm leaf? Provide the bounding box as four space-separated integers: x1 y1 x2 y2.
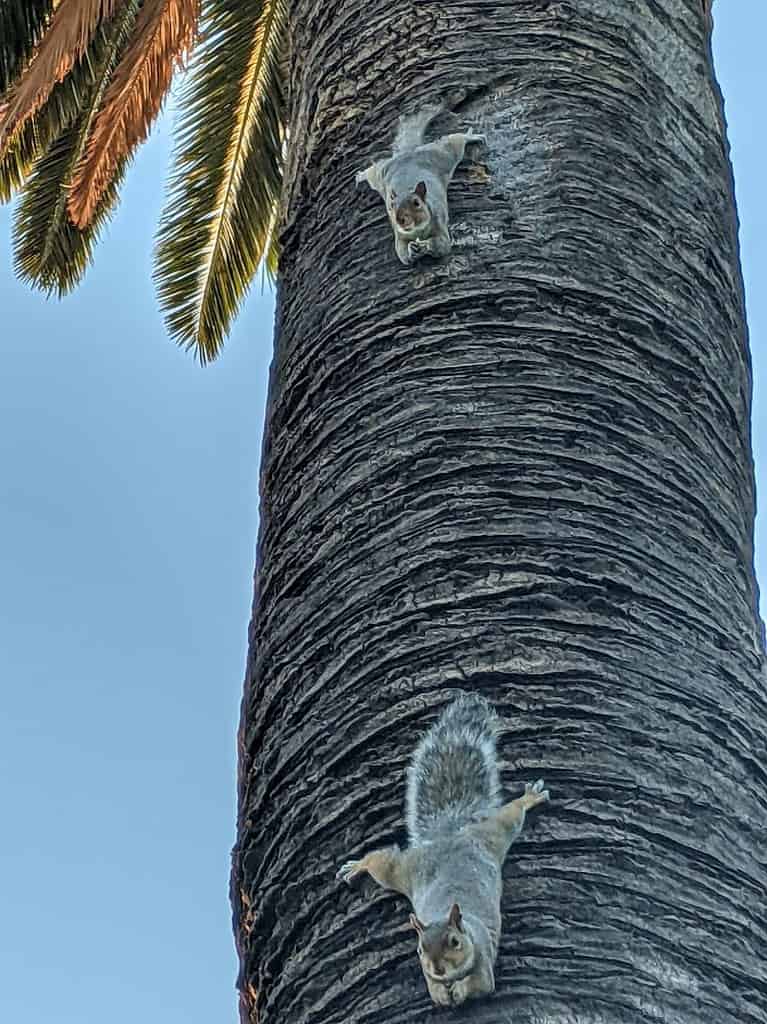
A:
12 2 140 293
0 0 121 151
68 0 198 228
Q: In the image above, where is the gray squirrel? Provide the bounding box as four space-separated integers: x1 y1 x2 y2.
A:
337 692 549 1007
355 104 485 265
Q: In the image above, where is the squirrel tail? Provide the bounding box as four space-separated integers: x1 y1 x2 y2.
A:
406 692 502 843
391 102 444 154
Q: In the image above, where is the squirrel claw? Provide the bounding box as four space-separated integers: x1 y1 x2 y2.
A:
525 778 550 803
336 860 361 884
407 238 431 261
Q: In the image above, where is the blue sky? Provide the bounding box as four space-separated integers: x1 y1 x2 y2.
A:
0 9 764 1024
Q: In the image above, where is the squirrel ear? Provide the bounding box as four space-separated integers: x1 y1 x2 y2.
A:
414 180 427 200
448 903 463 931
410 914 425 935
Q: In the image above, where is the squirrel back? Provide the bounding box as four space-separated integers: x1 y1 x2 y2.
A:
406 692 501 844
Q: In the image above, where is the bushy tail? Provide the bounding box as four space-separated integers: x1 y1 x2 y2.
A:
392 102 444 155
406 692 501 843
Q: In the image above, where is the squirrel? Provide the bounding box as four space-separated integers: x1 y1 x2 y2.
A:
336 692 549 1008
355 104 485 266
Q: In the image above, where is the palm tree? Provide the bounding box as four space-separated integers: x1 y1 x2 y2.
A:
230 5 767 1024
5 2 766 1022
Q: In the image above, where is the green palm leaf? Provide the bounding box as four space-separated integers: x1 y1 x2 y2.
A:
0 119 40 201
0 0 54 92
68 0 198 228
12 0 141 294
0 0 55 196
0 22 127 203
154 0 286 363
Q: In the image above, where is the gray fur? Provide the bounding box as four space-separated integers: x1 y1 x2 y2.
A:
355 105 485 265
392 103 445 154
336 692 549 1008
407 692 501 843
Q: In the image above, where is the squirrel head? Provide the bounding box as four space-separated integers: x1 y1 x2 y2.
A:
410 904 474 980
389 181 431 236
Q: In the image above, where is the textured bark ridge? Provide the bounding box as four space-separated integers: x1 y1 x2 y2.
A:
233 1 767 1022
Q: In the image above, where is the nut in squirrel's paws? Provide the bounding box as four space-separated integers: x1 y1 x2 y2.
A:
525 778 550 805
336 860 362 884
407 238 430 261
449 978 471 1006
450 971 495 1006
426 978 453 1008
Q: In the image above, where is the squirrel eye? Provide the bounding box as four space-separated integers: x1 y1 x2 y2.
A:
449 935 460 949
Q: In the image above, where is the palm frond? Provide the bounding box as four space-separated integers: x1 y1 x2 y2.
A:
0 119 40 200
154 0 287 363
68 0 198 228
12 2 140 294
0 0 121 150
0 0 54 93
0 9 130 203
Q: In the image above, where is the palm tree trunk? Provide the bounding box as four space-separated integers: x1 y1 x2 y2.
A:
232 3 767 1022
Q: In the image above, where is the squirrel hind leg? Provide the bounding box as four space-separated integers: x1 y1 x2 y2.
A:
524 778 550 806
336 846 412 897
355 162 385 195
443 131 486 163
471 780 549 860
497 780 549 830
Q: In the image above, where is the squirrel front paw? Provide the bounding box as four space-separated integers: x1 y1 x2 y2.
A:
336 859 363 884
450 978 471 1007
407 238 432 261
424 976 453 1007
451 969 495 1006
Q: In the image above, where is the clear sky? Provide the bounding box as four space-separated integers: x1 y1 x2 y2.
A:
0 8 764 1024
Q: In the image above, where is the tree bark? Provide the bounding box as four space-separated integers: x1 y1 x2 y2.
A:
232 2 767 1022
